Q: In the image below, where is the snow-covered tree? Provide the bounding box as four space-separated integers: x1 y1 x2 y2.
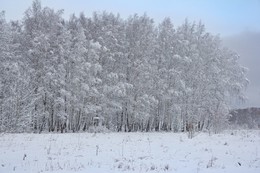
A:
0 0 248 133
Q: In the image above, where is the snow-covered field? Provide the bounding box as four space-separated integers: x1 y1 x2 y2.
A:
0 130 259 173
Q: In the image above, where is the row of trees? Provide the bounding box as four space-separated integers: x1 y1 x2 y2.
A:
0 1 248 133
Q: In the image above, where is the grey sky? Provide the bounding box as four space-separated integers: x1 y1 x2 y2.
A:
224 32 260 108
1 0 260 108
1 0 260 36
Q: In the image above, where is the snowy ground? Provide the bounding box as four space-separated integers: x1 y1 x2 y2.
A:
0 130 259 173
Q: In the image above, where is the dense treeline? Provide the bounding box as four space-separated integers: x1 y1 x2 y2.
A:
230 108 260 129
0 1 248 133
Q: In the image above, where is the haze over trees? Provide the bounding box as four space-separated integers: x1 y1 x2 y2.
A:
230 107 260 129
0 0 248 134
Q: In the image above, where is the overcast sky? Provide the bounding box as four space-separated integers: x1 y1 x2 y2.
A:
224 32 260 108
1 0 260 108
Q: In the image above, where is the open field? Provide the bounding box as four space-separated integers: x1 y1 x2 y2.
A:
0 130 260 173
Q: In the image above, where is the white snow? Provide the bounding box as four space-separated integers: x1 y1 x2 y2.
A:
0 130 260 173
